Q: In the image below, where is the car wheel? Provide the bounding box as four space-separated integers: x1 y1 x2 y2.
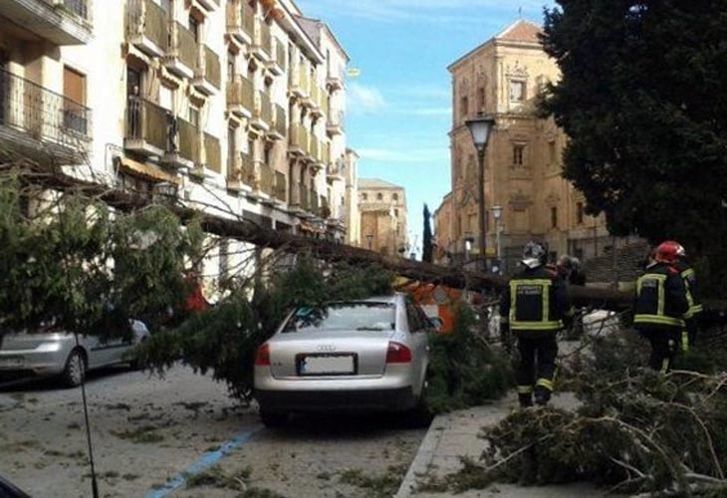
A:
61 349 86 388
260 409 289 428
407 377 434 428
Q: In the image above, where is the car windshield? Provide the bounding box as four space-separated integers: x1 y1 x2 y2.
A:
282 302 396 333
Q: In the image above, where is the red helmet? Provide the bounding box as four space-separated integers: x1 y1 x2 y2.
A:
654 241 681 264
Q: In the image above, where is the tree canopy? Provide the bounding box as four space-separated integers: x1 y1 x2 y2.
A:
541 0 727 293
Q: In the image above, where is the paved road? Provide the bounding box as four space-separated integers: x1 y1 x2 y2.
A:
0 366 425 498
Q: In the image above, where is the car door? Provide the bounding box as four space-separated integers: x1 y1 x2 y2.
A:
405 301 429 396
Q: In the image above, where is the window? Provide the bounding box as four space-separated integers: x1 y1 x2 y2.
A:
63 66 87 134
394 209 399 217
159 85 174 111
283 303 396 333
548 140 557 165
406 303 426 332
509 80 526 102
362 193 368 201
576 202 585 224
189 15 200 42
189 105 200 127
393 193 399 202
227 51 236 81
127 67 142 97
377 193 383 201
228 126 236 167
551 206 558 229
477 87 485 110
513 145 525 166
264 142 271 166
460 96 469 118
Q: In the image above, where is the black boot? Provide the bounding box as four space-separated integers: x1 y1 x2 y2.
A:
518 393 533 408
534 388 551 406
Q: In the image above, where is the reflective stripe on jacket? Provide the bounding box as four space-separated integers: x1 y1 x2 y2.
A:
500 265 570 333
633 264 689 329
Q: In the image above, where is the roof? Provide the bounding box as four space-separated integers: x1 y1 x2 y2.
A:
448 19 543 71
496 19 542 44
358 178 404 190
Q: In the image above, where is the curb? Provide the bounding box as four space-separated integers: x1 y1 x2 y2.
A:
395 413 449 498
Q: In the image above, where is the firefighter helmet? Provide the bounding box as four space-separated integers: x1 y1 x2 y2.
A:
654 241 681 264
522 241 547 268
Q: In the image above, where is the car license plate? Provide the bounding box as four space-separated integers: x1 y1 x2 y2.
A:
0 357 24 368
299 354 355 375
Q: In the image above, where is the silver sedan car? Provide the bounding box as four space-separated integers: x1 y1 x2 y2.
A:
0 320 149 387
254 294 434 427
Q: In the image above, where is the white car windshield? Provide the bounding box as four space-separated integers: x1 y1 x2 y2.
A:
282 302 396 333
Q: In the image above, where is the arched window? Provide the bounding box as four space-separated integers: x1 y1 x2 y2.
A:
377 193 383 201
393 193 399 202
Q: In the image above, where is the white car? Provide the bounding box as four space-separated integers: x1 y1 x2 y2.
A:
0 320 149 387
254 294 434 427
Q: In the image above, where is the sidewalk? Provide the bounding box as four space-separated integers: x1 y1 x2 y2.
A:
396 392 608 498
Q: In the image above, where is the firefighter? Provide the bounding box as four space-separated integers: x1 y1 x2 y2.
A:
670 242 703 350
500 241 573 407
633 242 690 373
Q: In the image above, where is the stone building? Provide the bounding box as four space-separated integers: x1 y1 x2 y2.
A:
0 0 358 298
358 178 407 255
441 19 637 272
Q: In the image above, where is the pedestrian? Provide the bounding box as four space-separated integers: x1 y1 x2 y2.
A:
500 241 573 407
669 242 703 350
633 242 690 373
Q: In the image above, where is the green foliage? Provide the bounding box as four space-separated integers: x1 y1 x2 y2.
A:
425 305 512 414
0 172 197 338
541 1 727 296
139 254 395 401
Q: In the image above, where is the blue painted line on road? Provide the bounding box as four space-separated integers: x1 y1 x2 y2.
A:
143 426 261 498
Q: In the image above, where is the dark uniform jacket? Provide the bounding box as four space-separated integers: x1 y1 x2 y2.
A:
500 265 571 335
673 261 703 320
633 263 689 329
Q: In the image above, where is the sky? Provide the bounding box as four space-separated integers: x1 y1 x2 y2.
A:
297 0 556 256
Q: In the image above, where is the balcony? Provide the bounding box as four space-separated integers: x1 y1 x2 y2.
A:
267 104 286 141
267 39 286 76
227 152 255 192
164 22 198 79
309 189 320 216
293 184 309 215
251 90 272 131
288 124 306 156
258 164 274 197
0 68 91 164
125 96 168 157
0 0 92 45
163 117 199 169
309 84 321 114
326 64 345 91
274 171 287 203
226 75 254 119
327 109 345 136
327 158 345 182
309 137 321 167
289 64 309 99
126 0 167 57
226 0 254 46
192 46 221 95
251 20 272 62
203 133 221 174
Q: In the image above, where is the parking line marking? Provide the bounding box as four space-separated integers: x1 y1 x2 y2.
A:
143 425 261 498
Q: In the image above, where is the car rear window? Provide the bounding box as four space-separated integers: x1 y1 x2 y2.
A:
282 302 396 333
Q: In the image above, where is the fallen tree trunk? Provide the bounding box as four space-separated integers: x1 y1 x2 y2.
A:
7 161 725 315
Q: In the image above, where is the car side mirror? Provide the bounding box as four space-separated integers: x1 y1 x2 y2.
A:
428 317 444 331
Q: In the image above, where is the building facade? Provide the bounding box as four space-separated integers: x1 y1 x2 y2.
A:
442 19 634 272
0 0 357 298
358 178 407 255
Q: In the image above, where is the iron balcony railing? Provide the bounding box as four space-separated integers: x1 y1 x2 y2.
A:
0 68 92 147
57 0 90 20
310 137 320 162
257 90 272 124
328 109 345 129
126 0 168 51
260 21 272 57
310 189 319 214
240 153 254 186
177 117 200 163
298 184 308 209
201 45 221 89
259 164 274 196
274 171 286 202
126 96 167 150
204 132 221 173
275 40 286 70
227 75 254 111
242 1 254 38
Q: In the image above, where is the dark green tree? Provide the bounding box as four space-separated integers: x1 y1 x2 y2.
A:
423 203 434 263
540 0 727 295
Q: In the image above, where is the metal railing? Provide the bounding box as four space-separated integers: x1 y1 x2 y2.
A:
328 109 345 129
274 171 286 202
242 1 254 38
275 39 286 70
171 22 198 71
0 68 92 147
310 137 320 162
227 75 254 111
259 21 272 57
57 0 89 20
126 96 167 150
240 153 254 186
310 84 319 108
274 104 286 137
177 117 200 163
322 142 330 166
204 133 221 172
127 0 168 50
298 184 308 209
202 46 221 89
299 65 309 95
310 189 319 214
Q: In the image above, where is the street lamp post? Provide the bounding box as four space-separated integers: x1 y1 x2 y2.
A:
466 114 496 272
492 205 503 274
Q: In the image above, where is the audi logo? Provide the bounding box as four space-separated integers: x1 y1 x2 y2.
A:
316 344 336 352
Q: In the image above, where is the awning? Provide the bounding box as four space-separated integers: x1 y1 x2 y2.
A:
119 158 180 185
